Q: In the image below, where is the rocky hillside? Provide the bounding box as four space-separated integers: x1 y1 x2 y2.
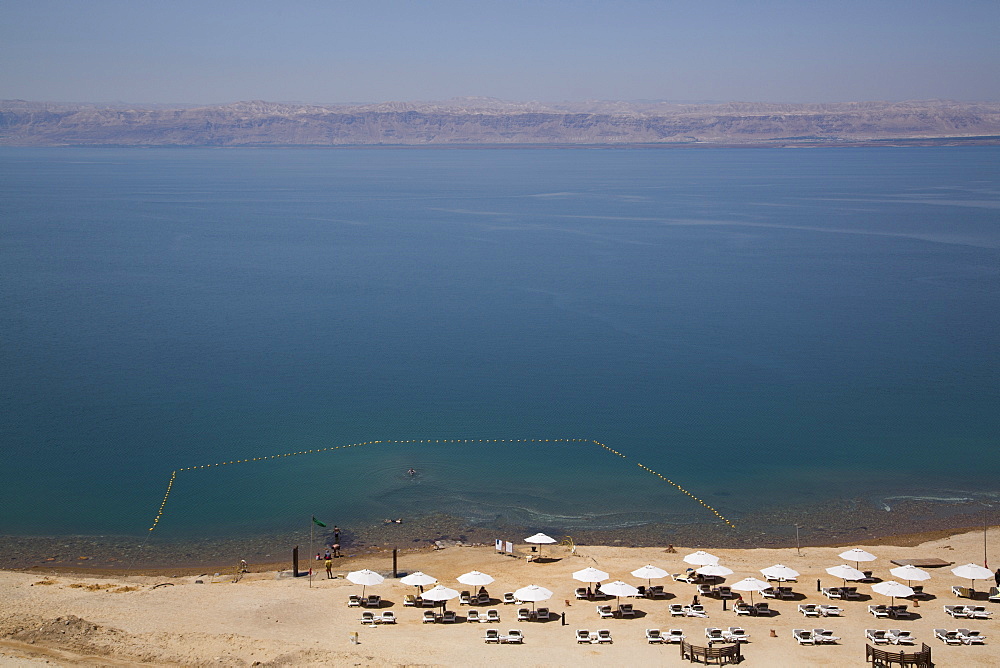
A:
1 98 998 146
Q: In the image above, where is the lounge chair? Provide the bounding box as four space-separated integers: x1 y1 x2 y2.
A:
752 602 771 616
776 586 795 599
596 629 612 644
360 611 376 624
957 628 986 645
761 587 778 599
646 628 664 643
486 609 500 623
575 587 589 600
989 586 1000 603
536 607 551 621
812 629 839 644
866 629 889 645
843 587 861 600
649 585 667 599
503 592 516 604
576 629 592 643
968 606 993 619
798 604 820 617
501 629 524 644
666 629 685 643
348 595 361 607
733 602 752 616
517 608 531 622
886 629 914 645
724 627 749 642
460 591 472 605
934 628 962 645
687 604 708 617
944 605 969 618
476 593 491 605
819 605 842 617
618 603 635 618
792 629 815 645
715 586 734 600
909 585 927 599
669 604 686 617
822 587 843 599
697 584 713 596
888 605 911 619
379 611 396 624
483 628 500 643
403 594 417 607
466 609 481 623
952 585 973 598
364 595 381 608
422 610 437 623
441 611 456 623
635 585 646 598
705 627 725 644
859 571 877 583
868 605 890 618
597 605 614 619
673 573 697 584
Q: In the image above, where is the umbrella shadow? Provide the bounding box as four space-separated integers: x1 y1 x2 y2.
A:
530 557 562 564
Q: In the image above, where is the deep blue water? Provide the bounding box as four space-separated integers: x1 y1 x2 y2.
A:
1 146 998 540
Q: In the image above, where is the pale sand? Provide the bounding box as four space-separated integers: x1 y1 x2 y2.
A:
1 529 998 666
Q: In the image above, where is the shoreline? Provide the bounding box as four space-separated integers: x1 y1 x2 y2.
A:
3 496 992 576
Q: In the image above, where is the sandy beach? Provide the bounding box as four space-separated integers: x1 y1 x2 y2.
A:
1 528 998 666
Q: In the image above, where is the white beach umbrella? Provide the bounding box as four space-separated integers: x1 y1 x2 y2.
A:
572 566 608 598
513 584 553 610
420 584 460 611
598 580 640 601
889 564 931 586
839 548 877 570
760 564 800 582
730 577 771 605
631 564 669 587
457 570 494 588
524 532 557 558
573 567 610 583
871 580 914 606
400 571 437 592
826 564 866 586
696 563 734 578
952 563 993 590
347 569 384 597
684 550 720 566
400 571 436 586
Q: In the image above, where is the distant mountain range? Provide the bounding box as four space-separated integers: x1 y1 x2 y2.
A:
2 98 998 146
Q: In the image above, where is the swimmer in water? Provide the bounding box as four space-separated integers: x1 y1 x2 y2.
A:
407 468 416 476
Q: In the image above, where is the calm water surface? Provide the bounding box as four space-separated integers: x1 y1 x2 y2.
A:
1 146 998 543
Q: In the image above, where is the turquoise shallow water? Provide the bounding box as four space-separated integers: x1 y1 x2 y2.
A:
1 146 999 544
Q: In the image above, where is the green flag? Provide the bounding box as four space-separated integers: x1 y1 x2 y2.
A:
312 516 327 527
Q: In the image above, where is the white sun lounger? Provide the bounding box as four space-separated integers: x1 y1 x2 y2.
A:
792 629 814 645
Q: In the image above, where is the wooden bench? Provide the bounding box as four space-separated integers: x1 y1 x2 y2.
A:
680 639 742 665
865 643 931 668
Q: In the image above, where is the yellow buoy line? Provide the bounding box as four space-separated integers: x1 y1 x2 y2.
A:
147 438 735 533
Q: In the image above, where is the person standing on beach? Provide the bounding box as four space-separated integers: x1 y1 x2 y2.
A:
994 568 1000 587
333 526 340 543
325 555 333 579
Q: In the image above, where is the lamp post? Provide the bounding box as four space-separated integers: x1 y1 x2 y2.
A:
795 525 801 557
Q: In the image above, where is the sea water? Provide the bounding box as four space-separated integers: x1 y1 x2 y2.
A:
1 146 998 543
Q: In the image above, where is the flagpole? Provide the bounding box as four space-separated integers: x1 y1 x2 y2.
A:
310 518 314 588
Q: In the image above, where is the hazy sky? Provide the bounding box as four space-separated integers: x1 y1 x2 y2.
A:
2 0 998 105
